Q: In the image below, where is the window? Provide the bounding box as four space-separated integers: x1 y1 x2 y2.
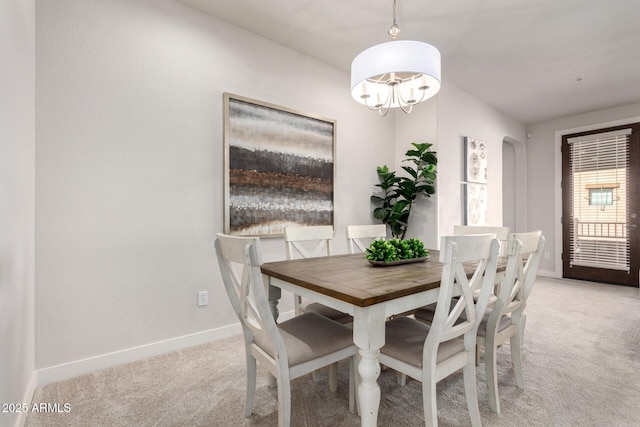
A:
568 129 630 271
589 188 613 206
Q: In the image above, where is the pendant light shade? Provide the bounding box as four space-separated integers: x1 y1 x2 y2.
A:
350 0 441 116
351 40 441 111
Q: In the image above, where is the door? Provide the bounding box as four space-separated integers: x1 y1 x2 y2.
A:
562 123 640 287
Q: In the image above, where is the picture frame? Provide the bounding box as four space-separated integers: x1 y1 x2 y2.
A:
463 136 488 226
464 136 487 184
223 93 336 237
464 182 488 226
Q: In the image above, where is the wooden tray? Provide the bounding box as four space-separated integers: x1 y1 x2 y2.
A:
368 256 429 267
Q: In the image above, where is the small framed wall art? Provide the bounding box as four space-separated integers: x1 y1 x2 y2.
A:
463 136 488 226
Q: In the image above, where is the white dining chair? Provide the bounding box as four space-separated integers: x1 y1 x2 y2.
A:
476 230 544 414
379 234 500 427
413 227 503 325
283 225 352 324
283 225 352 392
454 225 511 301
215 233 357 427
453 225 510 256
346 224 387 253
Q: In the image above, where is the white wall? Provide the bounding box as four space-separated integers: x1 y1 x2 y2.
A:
436 82 527 244
35 0 394 381
526 101 640 276
0 0 36 425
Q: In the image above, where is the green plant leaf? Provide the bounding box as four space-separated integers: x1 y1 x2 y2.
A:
377 165 390 175
366 237 428 261
401 166 418 178
373 207 388 221
391 199 410 212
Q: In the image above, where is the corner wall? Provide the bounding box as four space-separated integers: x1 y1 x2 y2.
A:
0 0 36 425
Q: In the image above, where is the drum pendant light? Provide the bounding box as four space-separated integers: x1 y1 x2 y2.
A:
350 0 441 116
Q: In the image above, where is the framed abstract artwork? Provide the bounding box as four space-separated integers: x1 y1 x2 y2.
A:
223 93 336 237
463 136 488 225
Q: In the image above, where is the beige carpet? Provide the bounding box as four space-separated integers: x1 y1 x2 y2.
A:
26 277 640 426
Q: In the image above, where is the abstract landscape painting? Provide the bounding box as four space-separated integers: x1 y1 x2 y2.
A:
223 93 335 236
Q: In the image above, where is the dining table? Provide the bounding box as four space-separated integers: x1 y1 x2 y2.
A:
260 250 505 427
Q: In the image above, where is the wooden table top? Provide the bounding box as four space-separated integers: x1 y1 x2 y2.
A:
261 251 507 308
261 251 451 307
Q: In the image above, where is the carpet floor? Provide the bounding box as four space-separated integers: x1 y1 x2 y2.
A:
26 276 640 426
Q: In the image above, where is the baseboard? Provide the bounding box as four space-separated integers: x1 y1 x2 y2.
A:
36 323 242 386
14 371 37 427
36 310 296 387
537 269 558 278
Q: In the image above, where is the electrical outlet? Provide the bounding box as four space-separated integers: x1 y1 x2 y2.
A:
544 251 551 259
197 291 208 307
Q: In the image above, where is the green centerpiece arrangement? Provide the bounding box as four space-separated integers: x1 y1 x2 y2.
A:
366 237 429 266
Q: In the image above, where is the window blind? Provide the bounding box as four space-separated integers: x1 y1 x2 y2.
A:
568 128 631 271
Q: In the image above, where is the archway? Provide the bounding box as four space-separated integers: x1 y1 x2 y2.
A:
502 136 526 232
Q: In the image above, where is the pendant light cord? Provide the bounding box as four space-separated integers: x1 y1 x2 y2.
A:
392 0 397 25
388 0 400 40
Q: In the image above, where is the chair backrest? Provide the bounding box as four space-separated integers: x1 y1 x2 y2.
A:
284 225 334 259
454 225 510 256
345 224 387 254
215 233 286 363
426 234 500 362
493 230 545 319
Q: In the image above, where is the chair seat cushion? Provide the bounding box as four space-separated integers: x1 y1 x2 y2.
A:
381 316 465 368
476 313 513 337
473 288 498 305
301 299 353 324
255 312 355 367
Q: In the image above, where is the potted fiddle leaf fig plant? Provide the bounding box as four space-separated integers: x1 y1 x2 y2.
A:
371 142 437 240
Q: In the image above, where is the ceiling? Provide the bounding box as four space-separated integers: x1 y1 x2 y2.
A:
178 0 640 125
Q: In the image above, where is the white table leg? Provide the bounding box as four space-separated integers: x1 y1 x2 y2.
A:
353 305 385 427
267 278 281 321
357 348 381 424
267 281 281 388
